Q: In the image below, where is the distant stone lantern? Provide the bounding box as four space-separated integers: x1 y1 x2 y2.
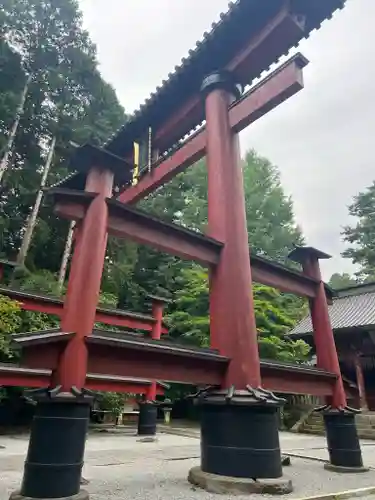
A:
161 398 173 424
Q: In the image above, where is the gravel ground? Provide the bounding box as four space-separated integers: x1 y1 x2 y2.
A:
1 433 375 500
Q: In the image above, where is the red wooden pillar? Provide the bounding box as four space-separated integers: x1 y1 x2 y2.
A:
57 167 114 391
203 72 261 389
146 295 170 401
353 351 368 411
289 247 346 408
193 73 285 483
150 294 168 341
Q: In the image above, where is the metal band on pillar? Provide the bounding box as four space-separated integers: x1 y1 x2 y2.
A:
15 387 93 500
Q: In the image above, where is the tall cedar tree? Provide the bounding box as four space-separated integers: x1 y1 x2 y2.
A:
342 181 375 281
0 0 126 270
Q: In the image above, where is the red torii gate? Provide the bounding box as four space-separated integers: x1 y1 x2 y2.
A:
9 2 365 500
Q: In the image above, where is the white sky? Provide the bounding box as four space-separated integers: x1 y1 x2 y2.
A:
78 0 375 280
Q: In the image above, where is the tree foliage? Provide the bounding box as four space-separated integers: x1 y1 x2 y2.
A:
342 181 375 281
167 266 309 362
243 150 304 262
328 272 357 290
0 295 21 358
0 0 126 271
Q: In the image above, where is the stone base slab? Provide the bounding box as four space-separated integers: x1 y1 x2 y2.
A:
188 466 293 495
324 463 370 474
137 436 158 443
9 489 89 500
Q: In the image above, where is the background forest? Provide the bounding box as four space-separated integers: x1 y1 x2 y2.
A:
0 0 374 399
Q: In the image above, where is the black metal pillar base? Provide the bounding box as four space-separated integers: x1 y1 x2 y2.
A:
194 387 288 483
322 407 366 472
137 401 157 436
10 387 92 500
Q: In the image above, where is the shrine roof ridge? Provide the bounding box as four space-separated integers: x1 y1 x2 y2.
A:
105 0 345 156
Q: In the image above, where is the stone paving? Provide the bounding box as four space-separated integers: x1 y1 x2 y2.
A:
160 424 375 469
1 431 375 499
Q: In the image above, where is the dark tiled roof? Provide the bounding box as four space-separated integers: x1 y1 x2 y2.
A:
105 0 346 157
290 291 375 336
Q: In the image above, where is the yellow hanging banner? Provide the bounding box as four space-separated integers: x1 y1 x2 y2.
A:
133 142 139 186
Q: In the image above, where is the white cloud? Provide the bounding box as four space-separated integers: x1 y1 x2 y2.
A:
78 0 374 280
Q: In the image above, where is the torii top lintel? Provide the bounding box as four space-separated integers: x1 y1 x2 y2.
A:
105 0 345 158
56 0 344 192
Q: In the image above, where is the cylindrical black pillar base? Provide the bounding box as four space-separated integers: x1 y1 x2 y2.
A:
199 388 285 480
15 391 91 499
137 402 157 436
323 409 365 470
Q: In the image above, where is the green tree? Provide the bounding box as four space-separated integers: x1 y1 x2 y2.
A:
342 181 375 281
329 273 357 290
97 392 131 417
167 266 309 362
243 150 304 262
118 151 303 312
0 0 126 275
0 294 22 359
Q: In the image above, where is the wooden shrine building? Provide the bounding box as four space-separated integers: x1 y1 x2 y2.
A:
290 282 375 411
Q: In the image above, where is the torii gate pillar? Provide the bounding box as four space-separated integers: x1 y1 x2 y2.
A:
289 246 366 473
189 72 290 493
11 165 114 500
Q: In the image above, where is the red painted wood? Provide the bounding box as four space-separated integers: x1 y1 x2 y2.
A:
147 300 165 401
146 381 157 401
84 342 351 397
227 9 304 83
302 257 347 408
151 301 164 341
10 358 356 400
55 198 222 267
86 378 164 395
0 367 164 395
0 288 167 333
0 369 50 388
87 343 227 386
204 82 260 389
262 371 336 397
54 195 326 299
57 168 114 390
250 262 316 297
117 54 306 205
143 9 304 155
108 208 221 267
